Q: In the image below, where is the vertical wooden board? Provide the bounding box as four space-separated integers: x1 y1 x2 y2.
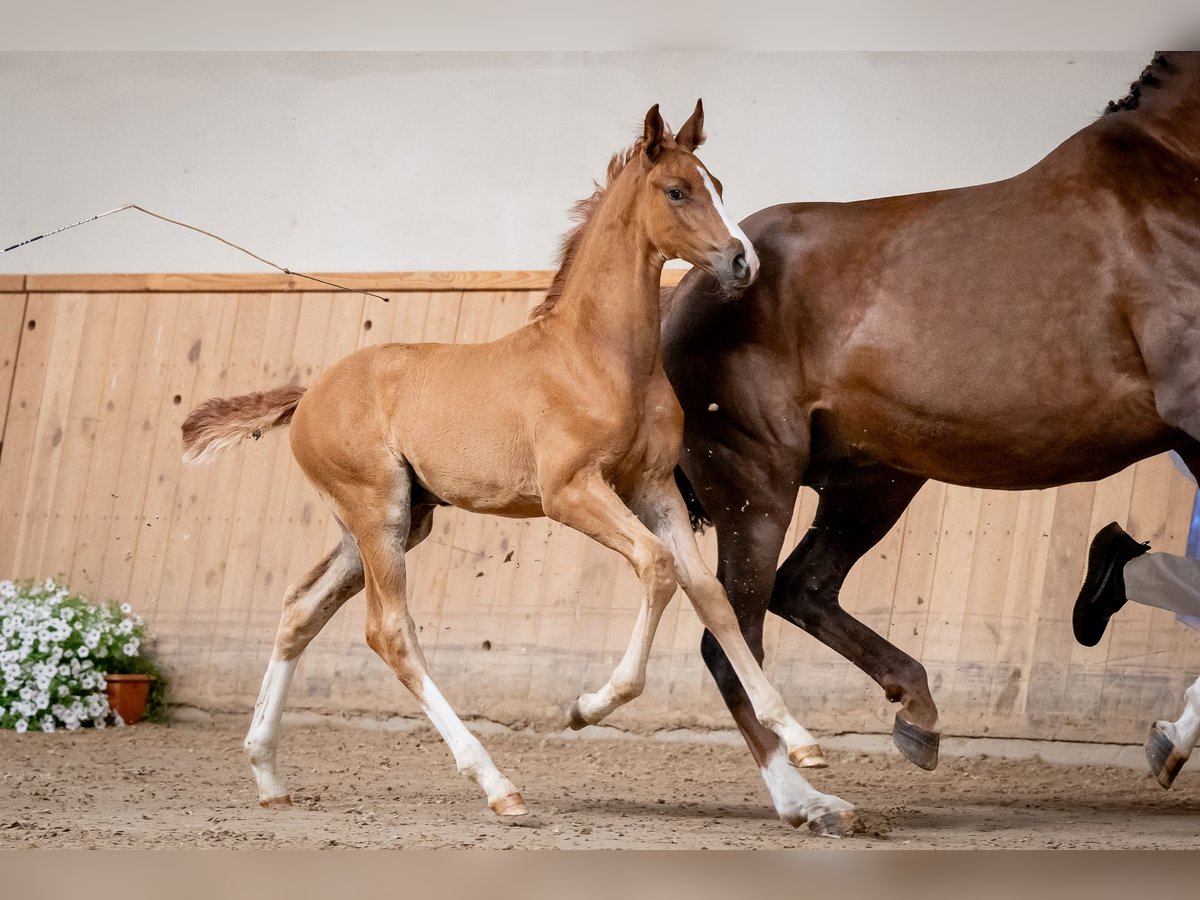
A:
121 294 207 621
948 489 1022 731
987 487 1057 734
919 484 983 720
65 295 152 599
888 481 949 661
420 291 465 344
133 293 235 636
0 294 61 570
389 291 434 344
94 294 184 601
7 293 88 578
0 292 28 439
38 296 123 586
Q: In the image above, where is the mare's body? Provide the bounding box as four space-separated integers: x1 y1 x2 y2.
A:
662 53 1200 819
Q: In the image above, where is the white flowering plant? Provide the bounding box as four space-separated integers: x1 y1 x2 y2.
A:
0 577 154 732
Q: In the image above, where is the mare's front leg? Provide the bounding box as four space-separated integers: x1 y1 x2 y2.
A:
1147 674 1200 789
769 468 942 770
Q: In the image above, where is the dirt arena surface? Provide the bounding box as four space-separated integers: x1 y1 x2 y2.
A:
1 713 1197 849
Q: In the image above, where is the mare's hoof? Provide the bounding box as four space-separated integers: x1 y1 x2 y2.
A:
567 699 589 731
490 792 530 819
259 795 293 809
788 744 828 769
1146 724 1186 790
893 715 940 771
807 810 858 838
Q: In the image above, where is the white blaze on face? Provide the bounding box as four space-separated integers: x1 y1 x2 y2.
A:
697 165 760 278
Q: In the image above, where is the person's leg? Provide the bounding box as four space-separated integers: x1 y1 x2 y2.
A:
1123 552 1200 619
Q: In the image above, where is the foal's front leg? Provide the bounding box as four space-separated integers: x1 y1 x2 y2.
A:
543 471 678 727
638 483 829 770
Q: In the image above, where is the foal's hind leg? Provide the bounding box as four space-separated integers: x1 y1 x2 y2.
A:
245 530 364 806
769 469 941 769
344 474 525 818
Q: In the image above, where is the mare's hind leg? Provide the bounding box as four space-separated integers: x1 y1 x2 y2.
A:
769 467 941 769
245 530 364 806
344 470 525 818
1147 673 1200 789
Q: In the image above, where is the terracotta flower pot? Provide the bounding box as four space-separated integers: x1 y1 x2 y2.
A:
104 674 154 724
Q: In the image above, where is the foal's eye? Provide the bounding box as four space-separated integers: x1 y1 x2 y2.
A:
667 188 685 202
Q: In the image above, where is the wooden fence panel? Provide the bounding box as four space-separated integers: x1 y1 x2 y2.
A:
0 274 1196 745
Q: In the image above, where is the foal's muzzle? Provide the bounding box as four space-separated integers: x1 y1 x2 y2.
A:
711 239 760 291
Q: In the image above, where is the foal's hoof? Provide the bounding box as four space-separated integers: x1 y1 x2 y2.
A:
490 792 530 819
567 698 589 731
807 810 858 838
1146 724 1187 790
893 715 940 771
259 795 293 809
788 744 828 769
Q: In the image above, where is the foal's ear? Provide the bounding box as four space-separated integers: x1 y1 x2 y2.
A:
642 104 665 162
676 99 706 152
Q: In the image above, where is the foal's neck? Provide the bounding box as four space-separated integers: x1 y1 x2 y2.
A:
547 171 666 380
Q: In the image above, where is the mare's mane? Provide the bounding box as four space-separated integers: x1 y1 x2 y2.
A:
1105 52 1171 114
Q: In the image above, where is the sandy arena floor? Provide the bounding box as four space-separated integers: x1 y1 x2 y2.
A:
1 713 1197 849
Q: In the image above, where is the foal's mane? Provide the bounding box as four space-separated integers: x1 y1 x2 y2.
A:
529 138 649 321
1105 52 1171 114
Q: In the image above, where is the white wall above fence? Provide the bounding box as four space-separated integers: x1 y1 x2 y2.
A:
0 52 1148 274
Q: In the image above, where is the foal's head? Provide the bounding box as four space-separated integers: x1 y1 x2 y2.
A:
635 100 759 292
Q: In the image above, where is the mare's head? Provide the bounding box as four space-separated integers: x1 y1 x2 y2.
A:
634 100 759 292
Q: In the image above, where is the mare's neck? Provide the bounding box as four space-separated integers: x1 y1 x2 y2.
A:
1120 53 1200 163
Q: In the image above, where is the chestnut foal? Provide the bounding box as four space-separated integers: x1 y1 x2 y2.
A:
182 103 853 833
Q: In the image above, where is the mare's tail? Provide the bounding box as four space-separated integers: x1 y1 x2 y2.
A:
674 466 713 533
181 385 307 465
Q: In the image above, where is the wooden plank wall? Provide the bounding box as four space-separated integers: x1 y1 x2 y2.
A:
0 273 1197 745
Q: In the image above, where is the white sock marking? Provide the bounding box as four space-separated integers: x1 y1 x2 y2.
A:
759 746 853 827
245 656 298 801
420 674 518 804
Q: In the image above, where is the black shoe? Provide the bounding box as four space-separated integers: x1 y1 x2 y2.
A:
1072 522 1150 647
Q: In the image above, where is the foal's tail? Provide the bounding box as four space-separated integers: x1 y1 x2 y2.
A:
181 385 307 465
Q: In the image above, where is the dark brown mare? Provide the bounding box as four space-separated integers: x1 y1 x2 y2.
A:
662 52 1200 825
